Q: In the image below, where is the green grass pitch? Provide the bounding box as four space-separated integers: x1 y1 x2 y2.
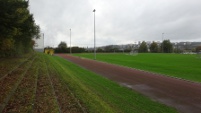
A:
74 53 201 83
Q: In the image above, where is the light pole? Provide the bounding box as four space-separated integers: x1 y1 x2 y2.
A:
162 33 164 53
93 9 96 60
43 33 44 48
70 29 72 54
43 33 45 52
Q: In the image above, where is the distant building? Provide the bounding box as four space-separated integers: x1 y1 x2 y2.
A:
173 42 201 52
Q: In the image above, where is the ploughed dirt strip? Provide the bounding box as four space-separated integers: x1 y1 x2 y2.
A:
57 54 201 113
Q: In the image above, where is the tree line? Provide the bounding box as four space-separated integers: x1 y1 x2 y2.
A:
54 40 174 53
99 40 174 53
54 41 86 53
138 40 173 53
139 40 201 53
0 0 40 57
54 40 201 54
98 40 201 53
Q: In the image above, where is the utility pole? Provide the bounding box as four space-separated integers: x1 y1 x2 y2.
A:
43 33 45 49
70 29 71 54
93 9 96 60
162 33 164 53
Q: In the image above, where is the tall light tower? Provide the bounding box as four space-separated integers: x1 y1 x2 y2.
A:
162 33 164 53
70 29 72 54
93 9 96 60
43 33 44 49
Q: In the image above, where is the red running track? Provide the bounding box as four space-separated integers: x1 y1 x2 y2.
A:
57 54 201 113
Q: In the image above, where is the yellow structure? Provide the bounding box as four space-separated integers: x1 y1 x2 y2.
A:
44 48 54 55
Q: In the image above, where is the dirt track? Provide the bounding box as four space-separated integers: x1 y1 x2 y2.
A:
57 54 201 113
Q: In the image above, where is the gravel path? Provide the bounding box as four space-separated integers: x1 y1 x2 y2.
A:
57 54 201 113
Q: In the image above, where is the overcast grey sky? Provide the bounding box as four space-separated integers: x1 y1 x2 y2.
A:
29 0 201 47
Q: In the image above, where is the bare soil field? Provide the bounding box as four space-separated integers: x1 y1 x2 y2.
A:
57 54 201 113
0 53 85 113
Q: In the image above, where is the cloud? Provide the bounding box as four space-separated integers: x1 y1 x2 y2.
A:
29 0 201 47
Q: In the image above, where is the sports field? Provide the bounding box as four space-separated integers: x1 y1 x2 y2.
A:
74 53 201 82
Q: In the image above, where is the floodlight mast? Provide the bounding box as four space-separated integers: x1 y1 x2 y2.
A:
162 33 164 53
70 29 71 54
93 9 96 60
43 33 45 49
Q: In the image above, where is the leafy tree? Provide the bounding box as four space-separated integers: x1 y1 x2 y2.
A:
58 41 67 49
138 41 148 53
97 48 104 52
0 0 40 57
71 47 86 53
161 40 173 53
150 41 159 53
55 41 68 53
104 45 113 52
196 46 201 52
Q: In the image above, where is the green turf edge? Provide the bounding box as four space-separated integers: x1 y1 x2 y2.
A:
43 53 177 113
